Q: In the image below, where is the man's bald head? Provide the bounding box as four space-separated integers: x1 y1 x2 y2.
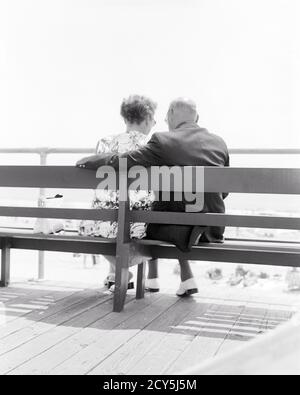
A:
167 98 199 131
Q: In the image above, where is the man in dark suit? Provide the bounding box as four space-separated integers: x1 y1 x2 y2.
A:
77 98 229 296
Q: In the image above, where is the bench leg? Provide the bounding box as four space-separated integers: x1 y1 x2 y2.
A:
113 267 129 313
113 248 129 313
136 260 146 300
0 239 11 288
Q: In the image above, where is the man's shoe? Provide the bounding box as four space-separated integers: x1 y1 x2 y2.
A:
176 278 198 297
145 278 160 293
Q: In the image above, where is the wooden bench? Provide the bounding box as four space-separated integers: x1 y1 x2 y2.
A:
0 165 299 312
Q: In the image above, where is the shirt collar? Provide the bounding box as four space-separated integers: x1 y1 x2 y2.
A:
175 121 198 130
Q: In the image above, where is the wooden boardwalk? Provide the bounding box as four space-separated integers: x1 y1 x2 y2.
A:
0 280 297 375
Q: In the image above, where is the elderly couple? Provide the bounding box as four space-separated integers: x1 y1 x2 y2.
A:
77 95 229 297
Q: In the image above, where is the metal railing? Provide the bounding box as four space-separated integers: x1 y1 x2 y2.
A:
0 147 299 280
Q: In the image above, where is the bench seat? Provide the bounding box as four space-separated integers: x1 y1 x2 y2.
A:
0 231 116 256
1 228 299 268
135 238 300 267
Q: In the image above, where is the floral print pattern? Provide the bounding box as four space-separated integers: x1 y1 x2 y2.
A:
79 131 154 239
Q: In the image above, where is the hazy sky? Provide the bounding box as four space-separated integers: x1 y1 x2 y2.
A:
0 0 299 149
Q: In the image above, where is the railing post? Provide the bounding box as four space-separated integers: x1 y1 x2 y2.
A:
37 150 48 280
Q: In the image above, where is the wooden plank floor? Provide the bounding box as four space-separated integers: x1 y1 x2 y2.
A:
0 280 297 375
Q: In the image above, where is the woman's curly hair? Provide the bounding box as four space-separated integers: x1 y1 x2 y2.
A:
121 95 157 125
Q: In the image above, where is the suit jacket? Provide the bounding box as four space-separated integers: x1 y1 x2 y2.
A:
81 122 230 251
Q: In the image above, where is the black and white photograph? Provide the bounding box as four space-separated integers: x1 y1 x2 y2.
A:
0 0 299 378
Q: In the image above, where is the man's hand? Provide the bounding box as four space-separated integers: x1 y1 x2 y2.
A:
76 157 88 168
76 155 103 169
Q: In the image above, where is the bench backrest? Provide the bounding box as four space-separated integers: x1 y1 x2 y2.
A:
0 165 299 233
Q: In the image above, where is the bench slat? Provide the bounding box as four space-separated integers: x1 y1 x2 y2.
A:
204 167 300 194
0 166 299 194
130 211 300 230
1 231 298 252
1 232 298 266
0 166 99 189
144 243 300 267
136 238 300 252
0 207 118 221
0 232 116 242
1 207 298 231
0 234 116 255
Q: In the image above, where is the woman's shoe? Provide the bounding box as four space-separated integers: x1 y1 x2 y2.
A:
104 272 134 291
145 278 160 293
104 273 115 288
176 278 198 297
109 282 134 293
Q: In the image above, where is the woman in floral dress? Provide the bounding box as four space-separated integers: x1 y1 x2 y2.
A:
79 95 157 290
